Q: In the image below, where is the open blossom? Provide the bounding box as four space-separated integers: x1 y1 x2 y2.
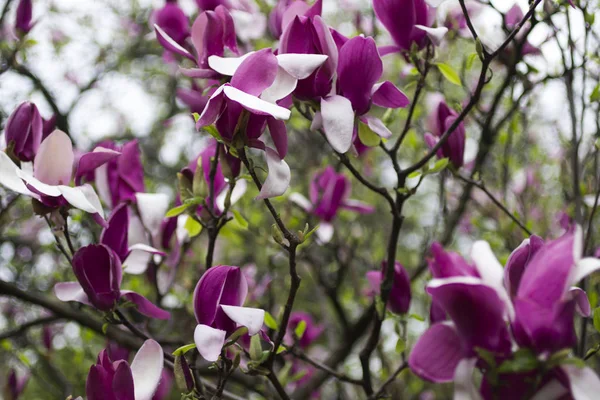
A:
84 340 164 400
424 99 465 168
4 101 42 162
0 130 118 224
366 261 411 314
54 241 170 319
290 166 374 242
409 228 600 399
193 265 265 361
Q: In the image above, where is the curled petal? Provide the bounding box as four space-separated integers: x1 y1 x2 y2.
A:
58 184 105 218
276 53 329 79
194 324 227 362
363 115 392 139
154 24 194 60
414 25 448 46
220 305 265 335
75 148 120 185
256 147 291 200
371 81 410 109
261 67 297 103
230 49 278 96
130 339 164 400
267 118 288 158
320 95 354 153
54 282 92 306
0 151 34 195
121 291 171 320
223 86 291 120
567 287 591 317
196 86 226 129
207 53 255 76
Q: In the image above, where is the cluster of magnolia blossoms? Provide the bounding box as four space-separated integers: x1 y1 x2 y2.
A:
410 228 600 398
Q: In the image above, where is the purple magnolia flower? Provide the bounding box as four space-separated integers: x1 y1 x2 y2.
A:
290 166 374 242
0 130 119 223
155 5 238 70
311 36 409 153
366 261 411 314
193 265 265 361
195 0 228 11
424 99 465 168
409 228 600 399
4 102 42 162
502 4 541 57
89 140 144 209
85 339 164 400
54 243 170 319
373 0 447 54
5 369 29 400
152 2 189 45
287 312 324 348
268 0 321 38
176 82 216 114
443 1 482 35
15 0 33 35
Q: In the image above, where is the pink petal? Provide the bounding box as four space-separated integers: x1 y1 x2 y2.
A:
371 81 410 109
130 339 164 400
207 53 255 76
320 95 354 153
135 193 170 243
223 86 291 120
154 24 194 61
123 244 165 275
230 49 278 96
54 282 92 306
220 305 265 335
0 151 33 195
256 147 291 200
414 25 448 46
260 67 297 103
75 148 120 185
276 53 329 80
562 365 600 399
267 118 288 158
34 130 74 185
120 291 171 320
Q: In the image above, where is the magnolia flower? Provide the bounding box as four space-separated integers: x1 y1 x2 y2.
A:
54 243 170 319
5 369 29 400
4 102 42 162
503 4 541 56
152 2 189 45
290 166 374 242
287 312 324 348
366 261 411 314
89 140 145 209
15 0 33 35
409 228 600 399
84 340 164 400
0 130 118 224
268 0 321 38
193 265 265 361
373 0 447 54
424 99 465 168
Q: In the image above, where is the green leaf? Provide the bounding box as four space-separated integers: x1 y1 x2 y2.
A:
408 313 424 322
303 224 320 241
466 53 478 70
232 210 249 229
358 121 381 147
290 369 308 382
173 343 197 356
192 113 200 123
294 320 307 339
102 323 109 334
407 171 421 179
264 311 279 330
395 338 406 353
497 349 538 373
276 345 287 354
226 327 248 344
590 84 600 102
428 158 449 174
250 334 263 361
165 204 190 218
593 307 600 333
436 62 462 86
202 125 223 142
184 217 203 238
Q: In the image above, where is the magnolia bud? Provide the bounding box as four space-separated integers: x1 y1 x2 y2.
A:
174 355 195 393
5 102 42 162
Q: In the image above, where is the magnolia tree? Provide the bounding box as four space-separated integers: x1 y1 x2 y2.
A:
1 0 600 398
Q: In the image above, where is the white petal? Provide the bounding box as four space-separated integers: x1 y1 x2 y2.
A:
135 193 170 242
128 213 149 247
562 365 600 400
223 86 291 120
207 52 254 76
194 324 227 362
261 67 297 103
54 282 91 306
573 225 583 262
316 222 334 243
364 115 392 139
321 96 354 153
289 193 312 212
414 25 449 46
0 151 33 195
276 53 329 79
220 305 265 336
17 168 61 196
470 241 504 289
95 164 112 208
34 130 74 185
123 244 165 275
256 147 291 200
453 358 483 400
176 215 190 244
130 339 164 400
427 276 485 289
216 179 247 211
57 185 103 216
154 24 193 59
310 111 323 131
572 257 600 286
531 380 568 400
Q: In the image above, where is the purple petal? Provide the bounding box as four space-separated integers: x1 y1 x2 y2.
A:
100 203 130 261
196 86 226 129
230 49 278 96
427 277 511 353
256 147 291 199
267 118 288 158
179 67 220 79
130 339 164 400
191 11 226 66
215 6 238 54
408 322 465 382
220 305 265 335
505 4 524 29
378 45 402 56
371 81 410 109
373 0 417 50
320 95 354 153
337 36 382 114
34 130 74 185
341 199 375 214
503 235 544 298
388 262 411 314
120 291 171 320
154 24 194 60
118 140 145 197
566 287 591 317
112 362 135 400
194 324 226 362
75 147 120 185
